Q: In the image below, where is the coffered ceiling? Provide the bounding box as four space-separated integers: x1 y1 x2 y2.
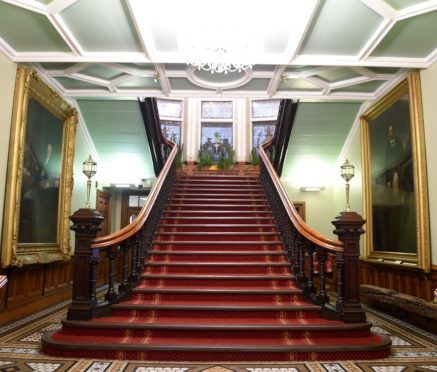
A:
0 0 435 188
0 0 435 100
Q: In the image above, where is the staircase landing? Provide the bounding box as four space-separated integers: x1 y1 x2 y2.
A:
42 174 391 361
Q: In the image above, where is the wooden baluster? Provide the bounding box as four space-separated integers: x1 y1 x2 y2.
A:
68 208 104 320
332 211 366 323
317 249 329 304
105 246 118 302
135 233 143 276
298 236 305 284
335 254 345 309
118 242 129 293
305 242 316 294
129 237 139 283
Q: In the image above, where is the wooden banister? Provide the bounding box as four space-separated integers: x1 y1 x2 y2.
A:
68 133 177 321
260 140 342 252
259 139 366 323
91 143 177 249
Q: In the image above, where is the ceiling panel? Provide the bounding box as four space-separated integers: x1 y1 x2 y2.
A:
371 11 437 57
0 2 70 52
54 77 109 90
298 0 383 56
316 68 361 83
332 80 386 92
60 0 143 52
77 99 154 182
384 0 431 10
80 65 124 80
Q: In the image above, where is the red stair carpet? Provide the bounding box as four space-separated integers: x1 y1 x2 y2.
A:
42 174 391 362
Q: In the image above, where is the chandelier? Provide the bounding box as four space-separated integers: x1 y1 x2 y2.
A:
178 26 263 74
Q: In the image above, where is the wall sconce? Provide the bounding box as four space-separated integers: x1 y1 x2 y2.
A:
300 186 325 192
153 72 160 83
340 158 354 211
82 155 97 209
280 74 288 84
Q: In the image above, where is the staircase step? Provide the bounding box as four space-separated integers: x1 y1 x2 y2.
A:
159 217 276 224
162 211 274 218
58 321 372 343
167 197 268 204
164 203 270 211
130 290 302 304
138 274 295 288
158 224 278 233
148 251 287 262
144 262 290 274
169 194 268 201
172 187 264 195
177 175 259 181
154 233 281 242
42 335 391 362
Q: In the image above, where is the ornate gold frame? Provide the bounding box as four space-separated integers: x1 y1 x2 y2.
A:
360 71 430 272
1 66 77 267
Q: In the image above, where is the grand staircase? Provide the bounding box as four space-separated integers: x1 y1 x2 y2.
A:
42 174 391 362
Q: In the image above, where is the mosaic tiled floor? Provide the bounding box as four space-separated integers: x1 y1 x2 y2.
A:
0 302 435 371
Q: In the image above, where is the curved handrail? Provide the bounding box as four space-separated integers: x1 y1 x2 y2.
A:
260 140 343 252
91 139 177 249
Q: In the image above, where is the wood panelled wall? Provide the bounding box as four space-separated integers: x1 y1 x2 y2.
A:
360 260 437 301
0 261 73 324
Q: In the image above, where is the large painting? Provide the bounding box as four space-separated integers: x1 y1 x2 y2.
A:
1 67 77 267
360 72 430 272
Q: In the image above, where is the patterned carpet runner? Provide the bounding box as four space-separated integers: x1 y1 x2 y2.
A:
42 174 391 361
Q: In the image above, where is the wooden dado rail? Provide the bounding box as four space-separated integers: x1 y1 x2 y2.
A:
260 140 367 323
67 138 177 320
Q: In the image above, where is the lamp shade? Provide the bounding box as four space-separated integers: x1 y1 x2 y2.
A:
340 159 354 183
82 155 97 179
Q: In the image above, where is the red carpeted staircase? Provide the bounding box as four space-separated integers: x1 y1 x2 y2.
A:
42 174 391 361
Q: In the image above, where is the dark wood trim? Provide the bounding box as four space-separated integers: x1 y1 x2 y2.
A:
360 259 437 301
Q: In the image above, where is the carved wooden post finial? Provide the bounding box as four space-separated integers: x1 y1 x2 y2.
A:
332 211 366 323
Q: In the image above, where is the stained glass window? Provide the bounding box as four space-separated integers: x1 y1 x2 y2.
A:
201 101 233 119
252 100 280 118
161 121 181 145
200 123 233 162
251 100 280 154
157 99 183 145
157 99 182 118
252 122 276 150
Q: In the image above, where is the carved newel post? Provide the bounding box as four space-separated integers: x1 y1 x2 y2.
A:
68 208 104 320
332 211 366 323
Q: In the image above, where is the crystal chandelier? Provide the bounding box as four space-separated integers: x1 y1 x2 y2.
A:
178 26 263 74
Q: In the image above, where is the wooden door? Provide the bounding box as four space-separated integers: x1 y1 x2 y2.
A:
96 190 112 236
121 190 149 228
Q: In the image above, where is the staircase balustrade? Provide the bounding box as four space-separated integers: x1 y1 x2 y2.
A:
68 138 177 321
259 140 366 323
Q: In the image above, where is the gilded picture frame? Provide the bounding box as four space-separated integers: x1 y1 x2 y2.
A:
1 66 77 267
360 71 430 272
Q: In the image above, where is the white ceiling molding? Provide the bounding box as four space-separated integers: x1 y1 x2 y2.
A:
125 0 153 61
47 13 84 56
69 73 110 88
2 0 47 15
267 65 286 98
47 0 78 15
360 0 397 19
0 36 16 59
396 0 437 21
285 0 321 64
155 63 171 96
357 19 395 60
185 65 254 90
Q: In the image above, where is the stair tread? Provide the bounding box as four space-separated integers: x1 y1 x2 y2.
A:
46 332 389 350
132 287 301 293
159 224 277 227
149 250 287 254
146 262 289 266
64 318 362 329
111 303 321 310
156 232 280 236
140 274 293 279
